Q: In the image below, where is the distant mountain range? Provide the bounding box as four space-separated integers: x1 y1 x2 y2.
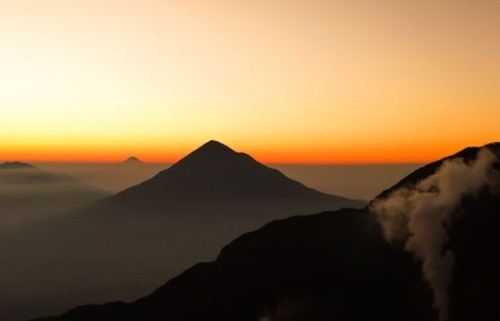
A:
0 141 365 321
0 162 109 230
31 142 500 321
0 161 36 170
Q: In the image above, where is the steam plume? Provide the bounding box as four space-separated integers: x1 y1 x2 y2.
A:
371 148 499 321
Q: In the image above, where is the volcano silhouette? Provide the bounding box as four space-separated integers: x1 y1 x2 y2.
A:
123 156 142 164
112 140 364 213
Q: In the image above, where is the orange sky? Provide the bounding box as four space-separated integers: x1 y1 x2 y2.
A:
0 0 499 164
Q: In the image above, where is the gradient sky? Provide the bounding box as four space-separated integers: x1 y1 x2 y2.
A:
0 0 498 163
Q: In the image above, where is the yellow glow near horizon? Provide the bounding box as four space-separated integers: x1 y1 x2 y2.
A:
0 0 499 163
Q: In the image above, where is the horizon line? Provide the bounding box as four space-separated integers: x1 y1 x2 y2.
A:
0 159 426 166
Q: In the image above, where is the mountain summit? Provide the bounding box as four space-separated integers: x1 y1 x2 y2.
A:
168 140 269 174
154 139 253 177
189 139 234 155
123 156 142 164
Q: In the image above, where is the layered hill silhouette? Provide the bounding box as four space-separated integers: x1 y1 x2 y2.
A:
0 162 109 231
31 142 500 321
32 209 436 321
0 141 364 321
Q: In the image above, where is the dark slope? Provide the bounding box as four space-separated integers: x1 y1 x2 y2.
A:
0 162 109 230
373 142 500 202
448 183 500 321
0 141 364 321
32 209 436 321
371 142 500 321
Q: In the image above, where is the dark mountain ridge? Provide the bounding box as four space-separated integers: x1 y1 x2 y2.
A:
0 161 35 170
373 142 500 202
33 209 435 321
371 142 500 321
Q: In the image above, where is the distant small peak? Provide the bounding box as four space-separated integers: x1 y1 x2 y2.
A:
0 161 35 170
124 156 142 164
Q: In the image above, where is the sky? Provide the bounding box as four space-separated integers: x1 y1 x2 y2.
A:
0 0 498 163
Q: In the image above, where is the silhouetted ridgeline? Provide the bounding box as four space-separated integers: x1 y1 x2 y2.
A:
373 143 500 202
30 142 500 321
31 209 435 321
0 141 365 321
370 142 500 321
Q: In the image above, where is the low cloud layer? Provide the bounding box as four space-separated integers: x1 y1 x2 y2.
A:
371 148 500 321
34 162 169 193
0 167 108 230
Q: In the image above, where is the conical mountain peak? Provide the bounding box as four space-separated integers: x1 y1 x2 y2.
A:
191 140 237 156
170 140 249 170
123 156 142 164
201 140 229 149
